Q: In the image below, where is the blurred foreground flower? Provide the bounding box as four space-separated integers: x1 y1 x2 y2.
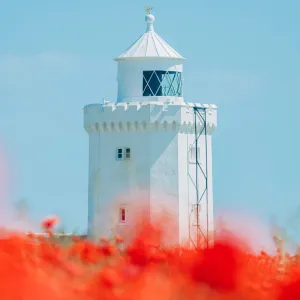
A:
0 212 299 300
190 241 240 292
41 215 59 231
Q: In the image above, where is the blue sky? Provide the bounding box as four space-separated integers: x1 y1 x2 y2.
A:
0 0 300 240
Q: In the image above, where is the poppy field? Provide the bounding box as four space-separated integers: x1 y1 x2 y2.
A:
0 216 300 300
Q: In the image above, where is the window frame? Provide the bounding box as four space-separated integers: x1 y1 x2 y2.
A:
189 146 200 164
119 206 127 224
116 147 131 161
192 204 201 226
125 148 131 160
116 148 124 161
143 70 183 97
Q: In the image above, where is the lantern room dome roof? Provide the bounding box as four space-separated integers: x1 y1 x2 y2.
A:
115 13 185 61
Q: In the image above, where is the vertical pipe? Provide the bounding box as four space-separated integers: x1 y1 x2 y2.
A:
204 109 209 248
194 107 200 247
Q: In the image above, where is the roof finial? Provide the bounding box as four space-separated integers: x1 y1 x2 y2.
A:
145 5 153 15
145 5 155 32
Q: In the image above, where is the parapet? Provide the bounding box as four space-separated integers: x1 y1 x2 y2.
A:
84 101 217 134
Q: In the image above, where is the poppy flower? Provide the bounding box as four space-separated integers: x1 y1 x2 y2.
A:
190 241 240 292
277 276 300 300
41 216 59 231
115 235 124 244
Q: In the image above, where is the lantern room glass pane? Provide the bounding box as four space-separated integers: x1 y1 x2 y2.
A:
143 70 182 97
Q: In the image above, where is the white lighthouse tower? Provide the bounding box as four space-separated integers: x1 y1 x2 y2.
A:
84 9 217 247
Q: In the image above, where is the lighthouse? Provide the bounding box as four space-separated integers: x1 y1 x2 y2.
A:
84 9 217 247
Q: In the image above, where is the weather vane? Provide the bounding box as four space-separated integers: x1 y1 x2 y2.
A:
145 5 153 15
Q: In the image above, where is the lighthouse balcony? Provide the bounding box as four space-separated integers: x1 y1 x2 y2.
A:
83 102 217 134
118 96 184 104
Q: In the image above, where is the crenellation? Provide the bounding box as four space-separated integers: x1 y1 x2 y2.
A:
84 101 217 134
128 102 142 111
117 103 128 111
102 103 116 113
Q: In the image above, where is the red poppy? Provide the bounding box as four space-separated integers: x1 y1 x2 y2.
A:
277 276 300 300
189 241 241 292
41 216 59 231
115 235 124 244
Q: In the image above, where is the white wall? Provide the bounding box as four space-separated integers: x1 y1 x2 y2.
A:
84 102 217 245
117 59 183 103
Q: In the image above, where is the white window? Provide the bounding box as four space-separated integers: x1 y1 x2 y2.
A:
192 204 201 225
116 148 123 160
119 207 126 223
189 146 200 164
125 148 131 160
116 148 131 161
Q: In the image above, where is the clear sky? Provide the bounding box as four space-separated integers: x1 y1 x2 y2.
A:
0 0 300 241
